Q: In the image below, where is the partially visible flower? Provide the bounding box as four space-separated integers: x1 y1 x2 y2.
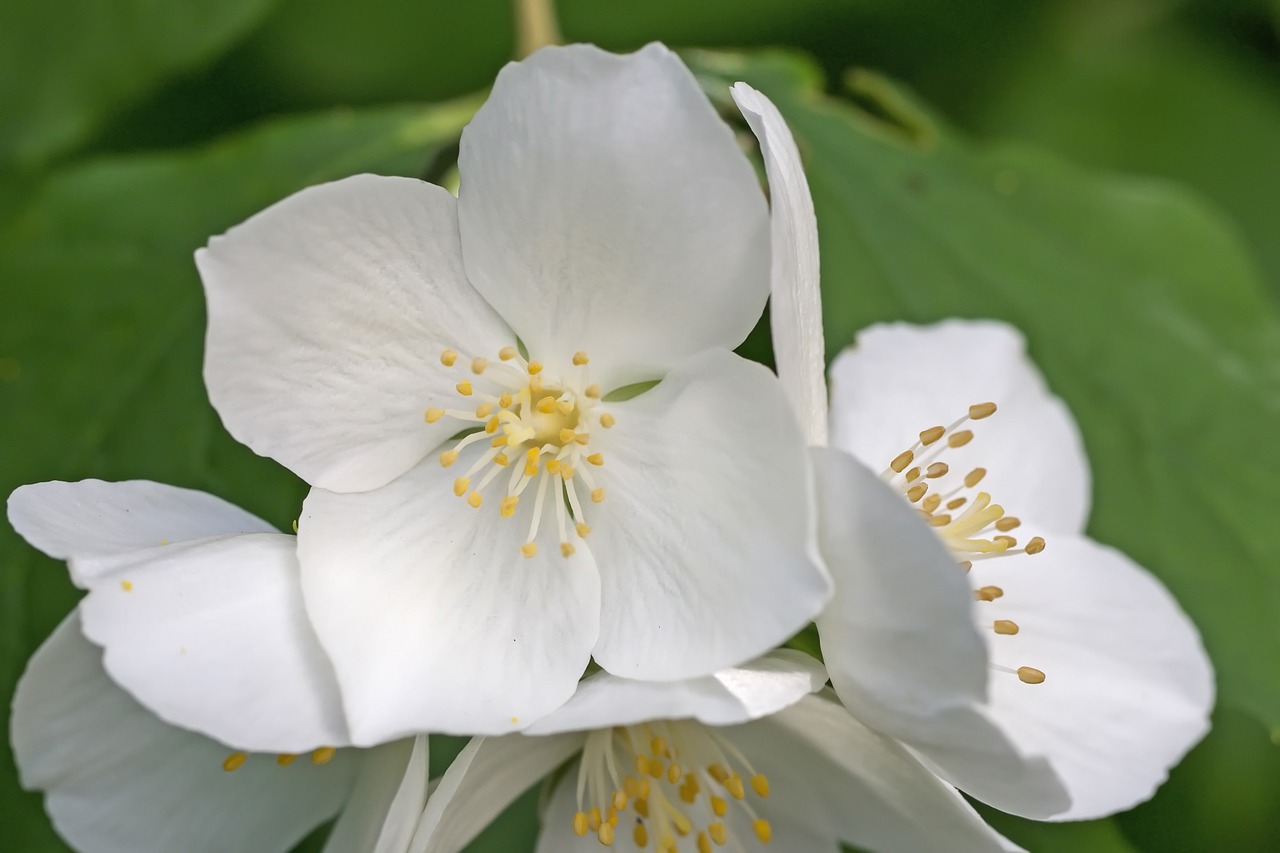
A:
196 43 830 744
407 652 1012 853
12 613 428 853
734 81 1214 821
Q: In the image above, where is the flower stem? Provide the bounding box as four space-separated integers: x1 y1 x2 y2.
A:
513 0 561 58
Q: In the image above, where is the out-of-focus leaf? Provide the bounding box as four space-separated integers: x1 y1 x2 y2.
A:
694 50 1280 732
0 0 283 169
970 13 1280 298
976 808 1137 853
0 97 476 852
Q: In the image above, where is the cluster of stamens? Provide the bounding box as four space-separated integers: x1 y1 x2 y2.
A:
572 722 773 851
426 345 614 558
881 402 1048 686
220 746 336 772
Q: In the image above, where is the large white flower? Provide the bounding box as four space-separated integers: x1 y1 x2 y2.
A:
406 652 1013 853
195 43 830 744
11 614 428 853
734 81 1215 822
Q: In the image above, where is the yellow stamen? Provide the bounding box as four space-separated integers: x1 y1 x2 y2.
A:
926 462 949 478
1018 666 1046 684
573 351 590 365
494 452 510 467
587 452 604 466
947 497 967 510
424 408 444 423
964 467 987 487
276 753 296 766
598 822 614 846
948 429 974 447
750 773 770 797
975 585 1004 601
1026 536 1046 555
500 496 519 518
588 807 602 831
453 477 470 496
545 459 562 474
222 752 247 772
922 494 941 514
928 514 952 527
709 822 728 844
439 450 459 467
573 812 589 837
697 833 711 853
455 380 473 396
475 401 494 418
499 346 517 361
471 357 488 375
600 412 616 428
311 747 336 765
995 517 1021 531
920 425 946 444
994 620 1020 635
560 542 575 558
520 542 538 558
726 774 745 800
576 522 591 538
753 819 773 843
467 492 483 509
120 580 133 592
560 465 575 480
485 416 499 434
440 349 458 366
527 360 544 375
559 428 576 444
592 488 606 503
890 450 914 473
585 384 602 399
494 434 510 448
499 392 514 408
635 824 650 848
969 401 998 419
710 795 727 817
906 483 927 503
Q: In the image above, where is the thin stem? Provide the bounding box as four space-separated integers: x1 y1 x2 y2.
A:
513 0 561 58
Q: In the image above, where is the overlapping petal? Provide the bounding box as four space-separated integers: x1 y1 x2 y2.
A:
199 174 512 494
298 451 601 743
457 43 770 389
586 349 830 680
829 320 1090 533
12 615 356 853
324 736 428 853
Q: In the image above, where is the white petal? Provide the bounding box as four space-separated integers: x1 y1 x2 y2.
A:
726 695 1014 853
525 650 826 735
7 479 273 585
812 446 1069 817
587 349 831 680
457 43 770 389
77 532 350 753
969 534 1214 820
298 456 601 743
12 614 356 853
199 174 512 493
829 320 1090 533
324 736 428 853
731 83 827 448
409 733 586 853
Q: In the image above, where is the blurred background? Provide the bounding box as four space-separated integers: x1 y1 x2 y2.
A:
2 0 1279 850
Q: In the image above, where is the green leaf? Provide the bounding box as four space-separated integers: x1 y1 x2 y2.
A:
0 98 475 851
692 50 1280 729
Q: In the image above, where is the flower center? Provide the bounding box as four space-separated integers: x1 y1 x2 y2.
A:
571 721 773 851
426 346 614 558
881 401 1047 687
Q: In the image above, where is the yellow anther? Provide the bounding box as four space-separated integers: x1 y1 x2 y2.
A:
673 814 692 836
598 822 615 846
624 776 643 798
585 384 602 399
906 483 927 503
1026 536 1046 555
600 412 616 428
520 542 537 558
222 752 247 772
679 782 698 804
485 416 499 434
499 392 514 408
920 425 946 445
922 494 941 514
635 824 650 848
976 585 1004 601
948 429 974 447
697 832 711 853
1018 666 1047 684
496 435 513 448
475 401 494 418
471 357 488 374
120 580 133 592
573 812 589 837
499 346 518 361
557 400 575 416
612 790 627 810
276 753 296 766
993 535 1017 550
560 465 575 480
994 619 1020 635
905 466 921 482
311 747 336 765
667 763 682 783
588 807 602 831
573 350 590 365
635 797 650 818
527 361 544 375
708 764 729 783
753 818 773 843
647 758 664 779
559 428 577 444
500 496 519 518
592 488 606 503
455 380 473 396
709 822 728 844
453 477 470 496
545 459 562 474
964 467 987 487
576 522 591 538
439 450 459 467
529 374 543 394
537 396 558 414
890 450 914 473
710 795 727 817
959 560 973 572
440 349 458 366
928 514 952 527
587 452 604 466
995 516 1021 531
560 542 575 558
467 492 483 509
969 401 998 420
926 462 949 478
425 407 444 423
947 497 968 510
494 452 510 467
750 773 770 797
726 774 746 800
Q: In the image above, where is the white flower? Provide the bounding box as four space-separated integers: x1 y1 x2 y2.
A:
406 652 1013 853
195 43 830 744
12 615 428 853
7 481 428 853
734 80 1215 822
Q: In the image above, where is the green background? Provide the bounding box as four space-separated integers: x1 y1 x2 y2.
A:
3 0 1280 850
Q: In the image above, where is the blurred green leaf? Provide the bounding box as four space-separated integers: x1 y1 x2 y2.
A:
0 0 284 169
976 807 1137 852
694 49 1280 733
0 97 475 851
